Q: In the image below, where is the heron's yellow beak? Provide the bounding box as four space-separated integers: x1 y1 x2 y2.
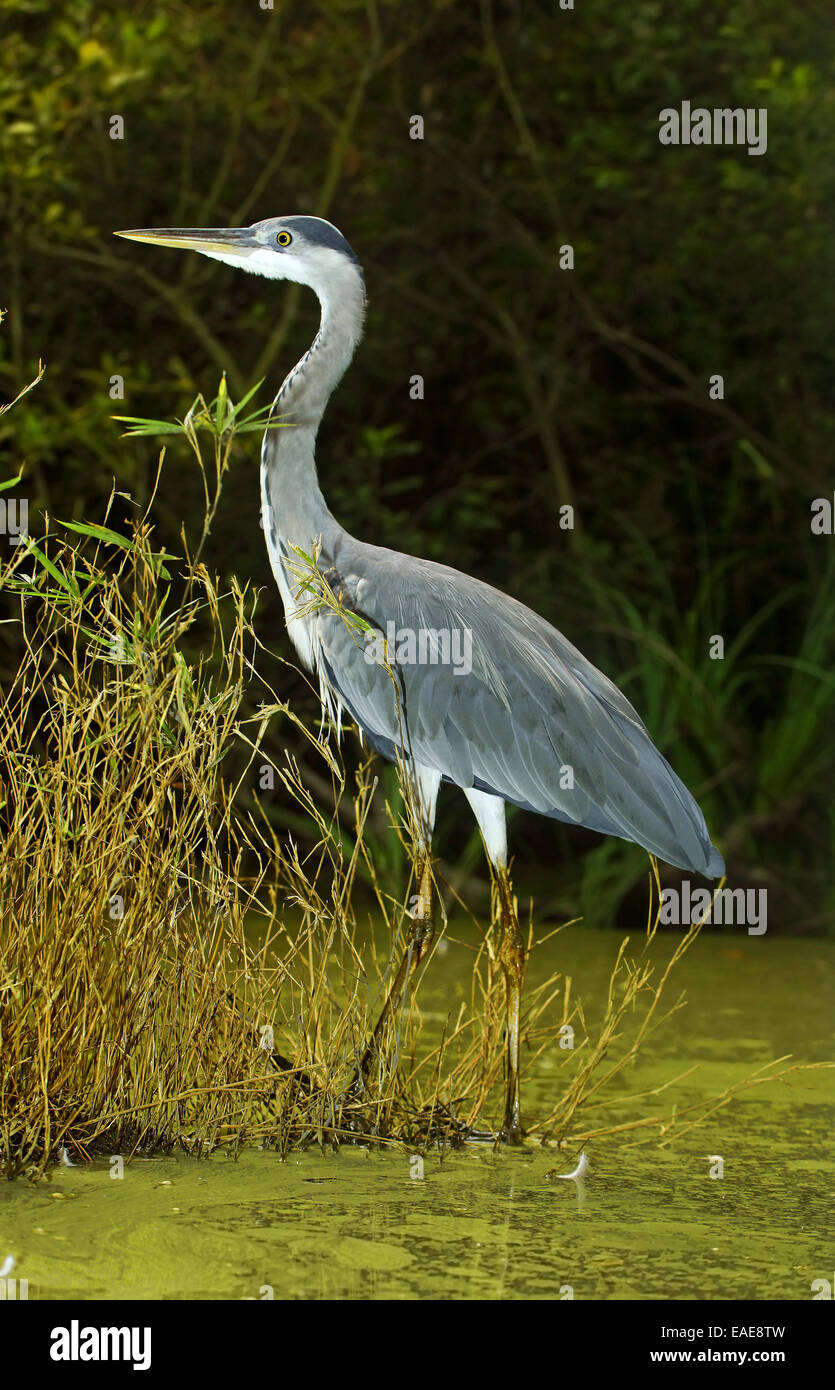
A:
114 227 255 256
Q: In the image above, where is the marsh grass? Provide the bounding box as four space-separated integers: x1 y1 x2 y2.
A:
0 376 811 1180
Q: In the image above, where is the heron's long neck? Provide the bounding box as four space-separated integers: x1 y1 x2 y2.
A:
260 267 365 557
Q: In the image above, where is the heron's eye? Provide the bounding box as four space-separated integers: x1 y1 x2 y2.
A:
276 230 293 247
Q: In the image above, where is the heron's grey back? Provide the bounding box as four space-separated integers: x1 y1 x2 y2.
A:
310 526 723 879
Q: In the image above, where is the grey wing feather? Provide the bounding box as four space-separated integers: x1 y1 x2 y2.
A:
313 533 724 879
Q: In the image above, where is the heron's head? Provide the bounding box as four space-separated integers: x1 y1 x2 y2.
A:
114 215 362 298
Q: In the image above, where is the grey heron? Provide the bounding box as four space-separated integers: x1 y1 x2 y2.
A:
115 215 724 1141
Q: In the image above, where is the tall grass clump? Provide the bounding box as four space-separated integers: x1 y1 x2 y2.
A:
0 371 791 1179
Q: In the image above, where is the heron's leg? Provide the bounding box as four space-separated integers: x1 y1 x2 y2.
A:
355 764 441 1087
496 865 525 1142
462 789 525 1142
358 855 434 1076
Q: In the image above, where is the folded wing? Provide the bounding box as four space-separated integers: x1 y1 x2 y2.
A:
311 536 723 878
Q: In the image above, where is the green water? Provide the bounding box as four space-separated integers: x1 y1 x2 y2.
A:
2 927 833 1300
